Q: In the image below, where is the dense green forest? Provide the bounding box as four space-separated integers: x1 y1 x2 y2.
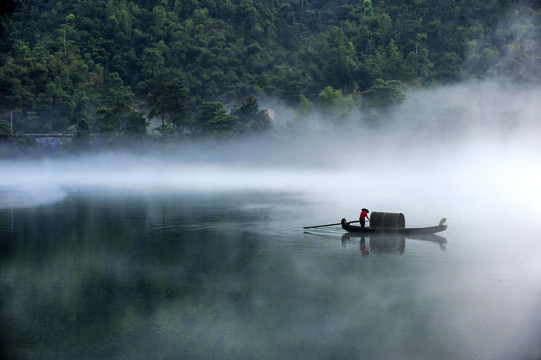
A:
0 0 539 142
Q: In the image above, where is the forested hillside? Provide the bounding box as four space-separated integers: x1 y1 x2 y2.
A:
0 0 539 140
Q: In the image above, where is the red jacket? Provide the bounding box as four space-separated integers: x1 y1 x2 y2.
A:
359 211 369 220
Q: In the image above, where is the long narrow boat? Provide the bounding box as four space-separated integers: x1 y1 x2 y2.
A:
341 217 447 235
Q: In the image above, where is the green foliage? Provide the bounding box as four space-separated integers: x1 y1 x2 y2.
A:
97 72 141 135
196 101 238 137
363 0 374 16
298 94 314 115
76 118 90 136
154 122 176 137
317 85 358 124
96 106 117 133
0 120 12 138
361 79 405 110
147 70 191 132
125 110 148 136
72 118 92 148
0 0 538 145
231 96 271 133
318 86 344 109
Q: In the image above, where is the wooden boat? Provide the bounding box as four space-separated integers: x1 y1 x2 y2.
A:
341 217 447 235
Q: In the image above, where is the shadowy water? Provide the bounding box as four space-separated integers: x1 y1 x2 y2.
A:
1 191 540 360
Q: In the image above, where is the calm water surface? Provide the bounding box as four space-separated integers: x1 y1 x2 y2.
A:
1 190 540 360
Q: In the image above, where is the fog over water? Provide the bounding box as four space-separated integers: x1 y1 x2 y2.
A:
1 79 541 360
2 80 540 226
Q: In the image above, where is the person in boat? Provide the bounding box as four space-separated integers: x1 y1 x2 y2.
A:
359 208 370 228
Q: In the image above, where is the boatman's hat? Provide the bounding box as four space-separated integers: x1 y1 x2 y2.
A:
362 208 369 212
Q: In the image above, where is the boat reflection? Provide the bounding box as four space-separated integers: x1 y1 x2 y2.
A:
341 233 447 255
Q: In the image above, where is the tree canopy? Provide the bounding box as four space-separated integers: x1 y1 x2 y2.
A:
0 0 539 141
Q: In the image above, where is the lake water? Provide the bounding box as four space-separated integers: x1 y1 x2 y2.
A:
1 189 540 360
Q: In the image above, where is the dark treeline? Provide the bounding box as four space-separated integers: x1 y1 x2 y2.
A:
0 0 539 144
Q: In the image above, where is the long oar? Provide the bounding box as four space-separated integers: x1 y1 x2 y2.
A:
303 220 365 229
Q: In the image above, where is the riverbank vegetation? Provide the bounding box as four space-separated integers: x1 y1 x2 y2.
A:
0 0 539 149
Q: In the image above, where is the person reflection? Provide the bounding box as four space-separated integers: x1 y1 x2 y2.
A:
360 236 369 256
